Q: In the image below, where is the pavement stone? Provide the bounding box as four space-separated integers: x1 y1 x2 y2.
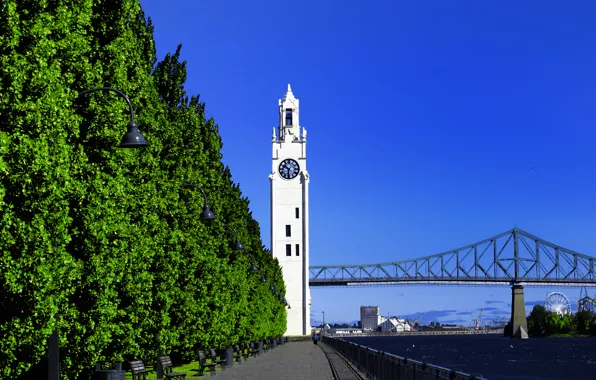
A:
207 341 334 380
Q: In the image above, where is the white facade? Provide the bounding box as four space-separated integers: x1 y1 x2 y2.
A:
379 318 412 332
270 84 311 336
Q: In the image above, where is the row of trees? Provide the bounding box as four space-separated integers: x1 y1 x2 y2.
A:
0 1 286 378
504 305 596 337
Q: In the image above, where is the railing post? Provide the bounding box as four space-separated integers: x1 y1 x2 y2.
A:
366 348 370 378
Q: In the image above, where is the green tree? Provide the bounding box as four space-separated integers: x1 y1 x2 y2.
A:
503 319 512 337
574 310 594 335
544 312 574 335
527 305 548 337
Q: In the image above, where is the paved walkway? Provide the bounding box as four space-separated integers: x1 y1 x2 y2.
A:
207 341 335 380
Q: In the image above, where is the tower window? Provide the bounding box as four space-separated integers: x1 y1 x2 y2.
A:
285 225 291 237
295 244 300 256
295 207 299 219
286 244 291 256
285 109 292 126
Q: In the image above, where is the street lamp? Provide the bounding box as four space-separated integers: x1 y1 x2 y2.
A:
48 87 149 380
247 252 259 272
322 311 325 328
77 87 148 148
228 226 245 251
270 285 280 298
181 184 215 220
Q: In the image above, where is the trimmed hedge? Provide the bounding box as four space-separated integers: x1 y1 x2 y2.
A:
0 1 286 378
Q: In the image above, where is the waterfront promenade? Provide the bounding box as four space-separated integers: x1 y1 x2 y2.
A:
212 341 335 380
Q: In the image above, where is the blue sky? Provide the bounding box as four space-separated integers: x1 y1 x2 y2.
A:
140 0 596 325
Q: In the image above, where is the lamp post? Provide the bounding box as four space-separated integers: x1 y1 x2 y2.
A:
48 87 149 380
48 313 59 380
322 311 325 328
181 184 216 220
77 87 148 148
159 183 213 376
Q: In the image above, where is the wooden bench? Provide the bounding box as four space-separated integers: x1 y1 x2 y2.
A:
157 355 187 379
128 360 152 380
198 350 217 376
95 363 125 380
233 344 247 362
209 348 228 369
247 342 261 357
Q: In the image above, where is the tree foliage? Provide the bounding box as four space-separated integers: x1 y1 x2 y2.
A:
504 305 596 338
0 1 286 378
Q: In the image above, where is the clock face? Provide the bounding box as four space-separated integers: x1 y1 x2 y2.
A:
279 159 300 180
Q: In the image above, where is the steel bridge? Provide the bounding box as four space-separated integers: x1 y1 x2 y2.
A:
309 228 596 287
308 228 596 338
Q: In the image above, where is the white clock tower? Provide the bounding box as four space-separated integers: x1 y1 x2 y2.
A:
269 84 311 336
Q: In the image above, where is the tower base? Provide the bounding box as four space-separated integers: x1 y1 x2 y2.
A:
510 284 529 339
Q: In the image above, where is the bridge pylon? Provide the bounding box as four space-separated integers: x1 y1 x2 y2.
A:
510 283 528 339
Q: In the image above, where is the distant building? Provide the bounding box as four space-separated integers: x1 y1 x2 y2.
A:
379 317 412 332
360 306 383 331
327 327 363 334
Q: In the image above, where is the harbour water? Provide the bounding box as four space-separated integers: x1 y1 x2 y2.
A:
343 335 596 380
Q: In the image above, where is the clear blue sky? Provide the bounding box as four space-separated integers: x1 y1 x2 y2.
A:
140 0 596 325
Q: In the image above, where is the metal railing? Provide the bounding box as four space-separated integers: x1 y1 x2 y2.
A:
322 336 488 380
324 329 502 337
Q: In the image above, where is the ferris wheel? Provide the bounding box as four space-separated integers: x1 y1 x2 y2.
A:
544 292 571 315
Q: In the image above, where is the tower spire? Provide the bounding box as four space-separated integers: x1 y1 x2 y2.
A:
284 83 294 99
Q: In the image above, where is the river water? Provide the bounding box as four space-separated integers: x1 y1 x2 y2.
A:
342 335 595 380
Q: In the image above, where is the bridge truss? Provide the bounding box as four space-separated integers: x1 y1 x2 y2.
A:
309 228 596 287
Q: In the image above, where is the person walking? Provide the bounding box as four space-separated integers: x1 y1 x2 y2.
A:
313 333 319 346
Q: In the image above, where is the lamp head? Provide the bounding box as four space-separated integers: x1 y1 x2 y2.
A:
200 205 216 221
233 239 245 251
251 264 259 272
119 121 148 148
